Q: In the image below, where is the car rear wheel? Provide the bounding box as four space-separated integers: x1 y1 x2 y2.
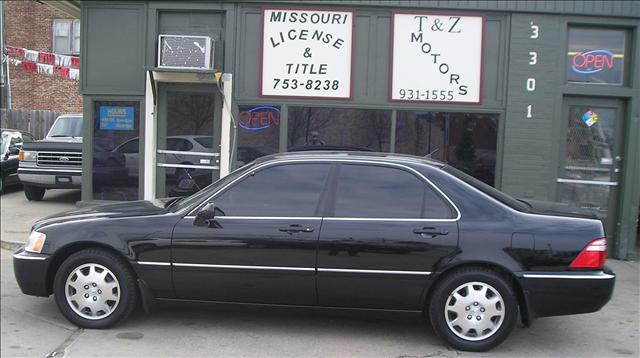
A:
54 248 138 328
428 268 517 352
24 185 45 201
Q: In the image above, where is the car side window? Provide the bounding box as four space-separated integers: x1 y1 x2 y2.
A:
334 164 453 219
22 133 35 142
212 163 331 217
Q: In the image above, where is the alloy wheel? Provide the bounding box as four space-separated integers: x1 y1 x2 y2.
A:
444 281 505 341
65 263 121 320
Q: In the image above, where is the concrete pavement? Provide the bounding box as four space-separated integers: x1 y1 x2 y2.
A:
1 187 639 357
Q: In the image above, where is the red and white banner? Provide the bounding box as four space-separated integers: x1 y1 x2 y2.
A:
5 45 80 81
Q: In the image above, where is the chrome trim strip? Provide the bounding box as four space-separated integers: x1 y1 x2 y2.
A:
13 252 47 261
18 167 82 173
34 151 82 155
185 158 461 221
157 163 220 170
323 217 451 222
185 216 322 220
557 178 618 186
523 272 614 280
318 268 432 275
137 261 171 266
157 149 220 157
173 263 315 271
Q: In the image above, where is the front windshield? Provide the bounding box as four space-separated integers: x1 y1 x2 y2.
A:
169 164 252 213
443 165 530 212
47 116 83 138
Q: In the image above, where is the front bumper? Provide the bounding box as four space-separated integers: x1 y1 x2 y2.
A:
517 268 615 320
18 167 82 188
13 249 52 297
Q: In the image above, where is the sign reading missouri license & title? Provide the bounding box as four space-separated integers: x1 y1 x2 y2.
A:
261 8 354 99
391 13 483 103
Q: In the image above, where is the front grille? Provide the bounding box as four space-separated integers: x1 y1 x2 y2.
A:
36 152 82 168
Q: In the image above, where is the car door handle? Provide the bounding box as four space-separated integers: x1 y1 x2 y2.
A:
279 225 314 233
413 227 448 236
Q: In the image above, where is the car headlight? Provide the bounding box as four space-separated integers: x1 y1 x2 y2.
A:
25 231 46 253
19 150 36 162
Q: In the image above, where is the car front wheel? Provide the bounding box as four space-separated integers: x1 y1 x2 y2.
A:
428 268 518 352
53 248 138 328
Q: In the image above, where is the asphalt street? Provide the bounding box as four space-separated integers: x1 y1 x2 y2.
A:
1 187 639 357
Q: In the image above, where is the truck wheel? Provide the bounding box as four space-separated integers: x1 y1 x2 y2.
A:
24 185 46 201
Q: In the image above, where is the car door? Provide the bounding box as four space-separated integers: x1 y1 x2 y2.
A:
317 163 459 310
171 162 332 305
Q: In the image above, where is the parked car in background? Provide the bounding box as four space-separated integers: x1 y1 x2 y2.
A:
13 152 614 352
114 135 216 179
18 114 83 201
0 129 36 193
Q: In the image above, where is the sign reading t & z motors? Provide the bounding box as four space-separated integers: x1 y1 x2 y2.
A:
391 13 483 103
261 8 354 99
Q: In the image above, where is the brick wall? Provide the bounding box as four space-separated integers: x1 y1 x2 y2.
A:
4 1 82 113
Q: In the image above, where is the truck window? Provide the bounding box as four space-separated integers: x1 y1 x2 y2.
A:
47 116 83 138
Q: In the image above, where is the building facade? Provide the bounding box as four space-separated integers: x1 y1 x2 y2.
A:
76 1 639 259
2 0 82 113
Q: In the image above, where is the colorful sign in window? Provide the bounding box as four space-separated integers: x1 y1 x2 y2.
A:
567 28 626 85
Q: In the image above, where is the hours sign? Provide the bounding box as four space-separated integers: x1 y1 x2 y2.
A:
391 13 483 103
261 8 354 99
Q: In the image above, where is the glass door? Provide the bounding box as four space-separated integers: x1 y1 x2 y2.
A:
156 84 220 197
557 97 625 240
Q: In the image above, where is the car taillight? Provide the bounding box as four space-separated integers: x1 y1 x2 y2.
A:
18 150 24 161
570 237 606 269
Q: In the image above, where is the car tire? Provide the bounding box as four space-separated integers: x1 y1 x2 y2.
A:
24 185 45 201
53 248 138 329
428 267 518 352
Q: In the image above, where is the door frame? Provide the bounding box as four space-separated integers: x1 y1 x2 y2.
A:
555 96 626 244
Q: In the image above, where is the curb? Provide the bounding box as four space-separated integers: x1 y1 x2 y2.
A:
1 239 24 251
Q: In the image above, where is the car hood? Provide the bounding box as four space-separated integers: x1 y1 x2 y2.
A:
42 137 82 143
522 199 599 219
32 198 176 230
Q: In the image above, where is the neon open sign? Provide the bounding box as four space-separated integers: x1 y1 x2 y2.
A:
238 106 280 131
571 50 615 74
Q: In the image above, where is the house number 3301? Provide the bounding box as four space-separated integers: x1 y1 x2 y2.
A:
526 21 539 119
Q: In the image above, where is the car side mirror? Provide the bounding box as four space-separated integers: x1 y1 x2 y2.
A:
193 203 225 228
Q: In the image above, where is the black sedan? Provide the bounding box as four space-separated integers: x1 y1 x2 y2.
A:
13 152 614 351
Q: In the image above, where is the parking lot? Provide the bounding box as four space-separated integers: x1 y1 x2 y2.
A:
1 187 639 358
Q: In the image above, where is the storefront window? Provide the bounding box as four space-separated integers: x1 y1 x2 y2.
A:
288 107 391 152
567 27 626 85
237 105 280 165
395 112 498 186
93 101 140 200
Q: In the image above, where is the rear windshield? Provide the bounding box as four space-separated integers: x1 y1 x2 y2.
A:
48 116 83 138
443 165 530 212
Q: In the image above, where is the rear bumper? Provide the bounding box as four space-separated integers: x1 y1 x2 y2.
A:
517 268 615 320
13 249 52 297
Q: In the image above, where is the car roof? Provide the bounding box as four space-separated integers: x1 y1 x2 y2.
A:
252 151 446 168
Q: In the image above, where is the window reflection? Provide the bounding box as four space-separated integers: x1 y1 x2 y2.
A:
237 105 280 166
395 112 498 186
93 101 140 201
288 107 391 152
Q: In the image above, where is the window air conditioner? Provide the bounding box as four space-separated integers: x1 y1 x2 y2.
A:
157 35 213 70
